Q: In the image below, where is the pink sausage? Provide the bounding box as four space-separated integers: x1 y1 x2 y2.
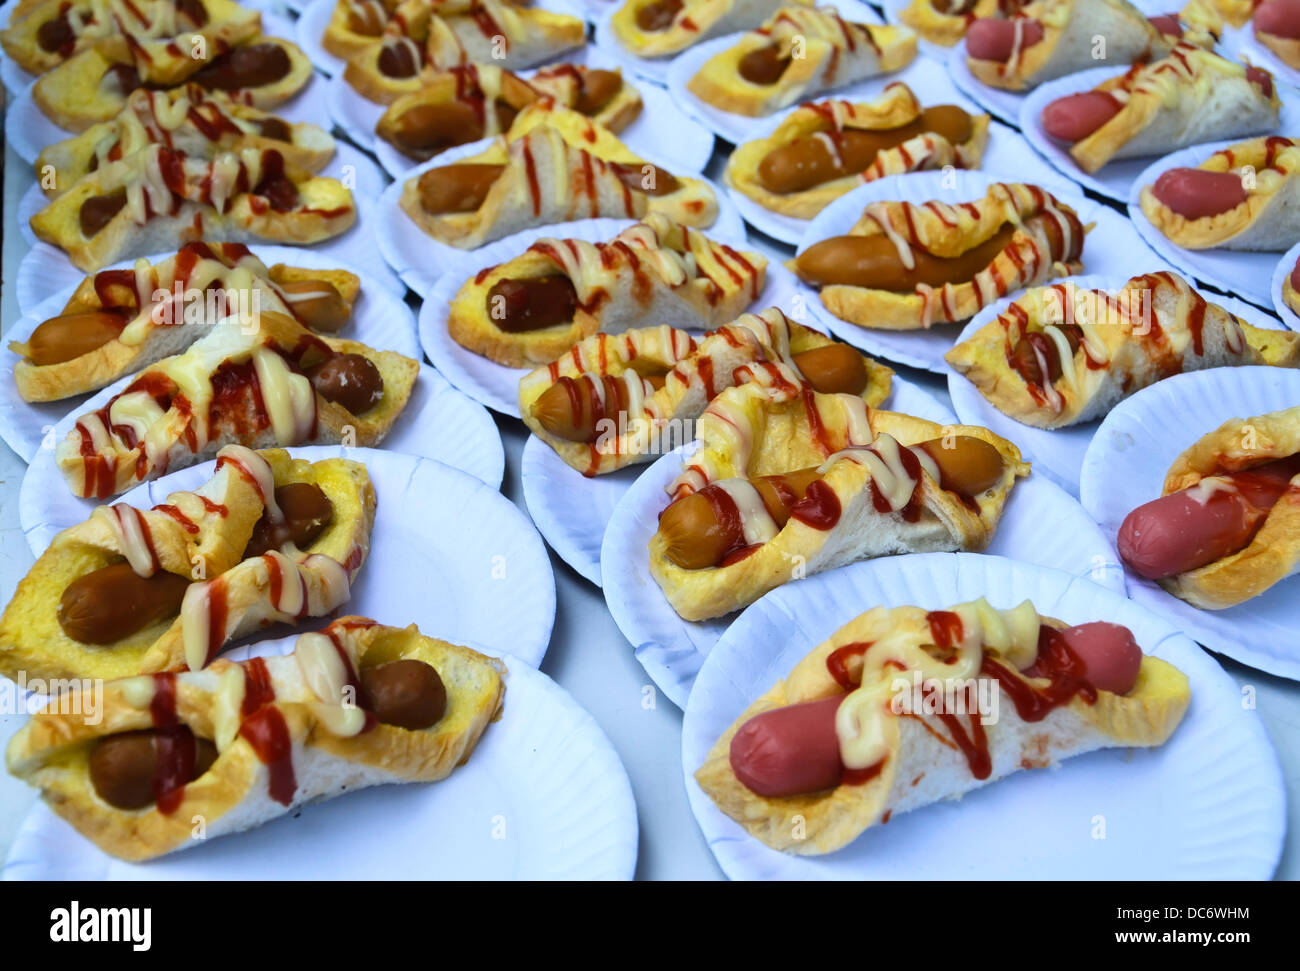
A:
965 18 1045 62
1148 13 1182 36
1256 0 1300 39
1291 257 1300 292
1151 168 1249 220
729 695 844 798
1041 91 1123 143
1026 622 1143 696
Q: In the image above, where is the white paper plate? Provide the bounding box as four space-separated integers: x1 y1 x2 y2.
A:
376 141 746 296
1020 65 1300 205
381 57 716 177
723 61 1069 244
946 275 1288 496
419 217 804 416
1272 240 1300 331
1227 20 1300 93
601 388 1127 708
296 0 348 76
1 59 35 96
1127 138 1294 310
664 0 891 146
0 247 422 464
4 11 320 165
523 373 947 585
795 169 1148 373
16 141 405 298
3 650 636 879
19 361 507 552
682 551 1284 879
1080 366 1300 681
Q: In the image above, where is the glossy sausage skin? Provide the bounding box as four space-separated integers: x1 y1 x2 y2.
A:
23 311 128 366
361 659 447 729
794 225 1017 291
635 0 683 31
387 101 485 154
244 482 334 557
790 345 869 395
530 371 667 442
1150 168 1249 220
486 276 579 333
739 45 791 85
1117 456 1300 580
756 106 975 195
575 70 624 116
277 279 350 334
728 620 1146 798
417 164 504 214
1256 0 1300 39
80 191 127 237
610 161 681 196
306 353 384 414
191 43 291 91
965 18 1045 61
58 563 191 644
1040 91 1122 143
90 728 218 810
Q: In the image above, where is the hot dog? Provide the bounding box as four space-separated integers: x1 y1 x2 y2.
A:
1024 621 1142 695
244 482 334 557
794 225 1017 290
1291 257 1300 293
276 279 351 334
739 45 791 86
1118 454 1300 579
1256 0 1300 39
80 191 127 237
21 311 129 366
965 18 1045 62
636 0 683 31
58 563 191 644
378 40 420 78
656 436 1006 570
575 70 624 116
1007 323 1084 387
1147 13 1182 36
191 43 291 91
485 276 579 333
305 352 385 414
1040 91 1122 144
1149 168 1249 220
529 344 870 443
89 728 219 810
417 163 505 214
386 101 486 155
756 106 976 195
360 659 447 729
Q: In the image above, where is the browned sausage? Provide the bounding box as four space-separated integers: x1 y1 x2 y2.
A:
576 70 624 116
58 563 191 644
417 164 504 214
306 353 384 414
80 191 127 237
256 117 294 143
23 311 128 366
244 482 335 557
790 344 869 395
758 106 976 194
610 161 682 196
346 1 386 35
485 276 579 333
530 371 668 442
377 40 419 78
89 728 218 810
37 12 73 53
636 0 684 31
192 43 291 91
386 101 485 154
793 225 1017 291
360 659 447 729
739 44 790 85
276 279 351 334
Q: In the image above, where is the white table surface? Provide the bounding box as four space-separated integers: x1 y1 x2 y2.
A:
2 110 1299 879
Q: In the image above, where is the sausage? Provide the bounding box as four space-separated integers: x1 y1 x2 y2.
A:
1040 91 1122 144
1255 0 1300 38
793 225 1016 291
244 482 335 557
656 437 1001 569
575 70 624 116
276 279 351 334
485 276 579 333
1246 66 1275 99
306 352 384 414
107 63 141 95
636 0 683 31
1291 257 1300 293
377 40 419 78
417 164 504 214
610 161 682 196
756 106 976 194
58 563 191 644
1008 323 1084 387
177 0 209 27
1150 167 1249 220
89 728 218 811
1117 456 1300 580
37 12 73 53
965 18 1045 61
256 117 293 143
1024 622 1143 695
386 101 485 154
530 371 667 441
360 659 447 729
790 344 869 395
346 0 386 35
1147 13 1182 36
79 191 127 237
23 311 128 366
729 694 846 797
739 44 791 85
192 43 291 91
